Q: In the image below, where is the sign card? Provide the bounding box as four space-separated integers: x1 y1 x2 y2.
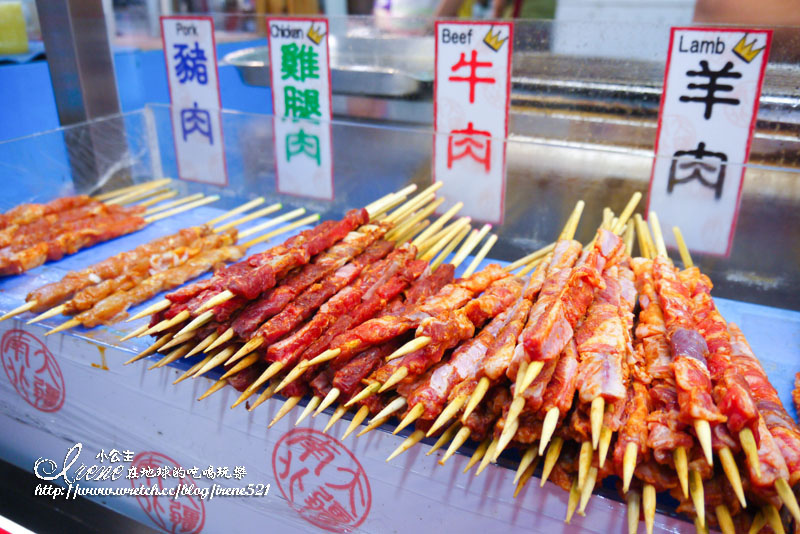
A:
161 16 227 185
433 21 513 224
267 17 334 200
648 27 771 256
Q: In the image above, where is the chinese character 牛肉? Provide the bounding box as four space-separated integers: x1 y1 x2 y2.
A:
447 122 492 172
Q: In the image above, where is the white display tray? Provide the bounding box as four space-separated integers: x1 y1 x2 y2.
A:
1 207 797 534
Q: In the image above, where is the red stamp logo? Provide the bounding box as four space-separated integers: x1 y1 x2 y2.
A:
272 428 371 533
130 451 205 534
1 329 65 412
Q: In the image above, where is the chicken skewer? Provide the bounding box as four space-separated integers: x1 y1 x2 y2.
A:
26 199 280 324
44 210 318 335
0 193 217 278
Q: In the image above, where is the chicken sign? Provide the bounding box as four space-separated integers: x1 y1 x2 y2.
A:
268 18 334 201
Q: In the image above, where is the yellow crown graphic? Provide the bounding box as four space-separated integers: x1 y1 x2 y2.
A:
732 34 765 63
307 24 326 45
483 26 508 52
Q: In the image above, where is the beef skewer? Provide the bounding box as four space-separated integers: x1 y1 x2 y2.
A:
141 199 425 351
170 185 439 323
333 257 469 439
238 225 481 426
138 189 439 400
221 213 468 367
207 198 462 404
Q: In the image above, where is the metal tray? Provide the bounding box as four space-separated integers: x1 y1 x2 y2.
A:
224 36 434 98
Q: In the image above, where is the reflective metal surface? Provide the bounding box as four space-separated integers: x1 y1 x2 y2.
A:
224 36 433 98
35 0 127 191
225 31 800 167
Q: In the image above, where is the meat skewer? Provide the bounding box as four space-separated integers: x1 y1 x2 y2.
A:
172 185 440 322
143 194 433 349
0 194 218 278
646 215 762 525
125 186 417 328
375 203 593 461
139 188 438 402
44 210 318 334
632 219 709 526
26 200 281 324
490 220 626 463
341 262 511 407
198 196 461 405
727 323 800 522
0 195 214 320
232 224 481 423
118 193 797 530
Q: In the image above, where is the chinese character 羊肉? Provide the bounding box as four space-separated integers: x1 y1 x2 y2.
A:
678 60 741 120
668 141 727 199
173 42 208 85
180 103 213 145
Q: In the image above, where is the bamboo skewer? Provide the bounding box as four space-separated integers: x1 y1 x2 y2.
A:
268 221 483 401
194 196 444 320
137 190 178 209
92 178 173 201
184 192 451 409
426 422 461 457
106 185 174 206
143 195 220 224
